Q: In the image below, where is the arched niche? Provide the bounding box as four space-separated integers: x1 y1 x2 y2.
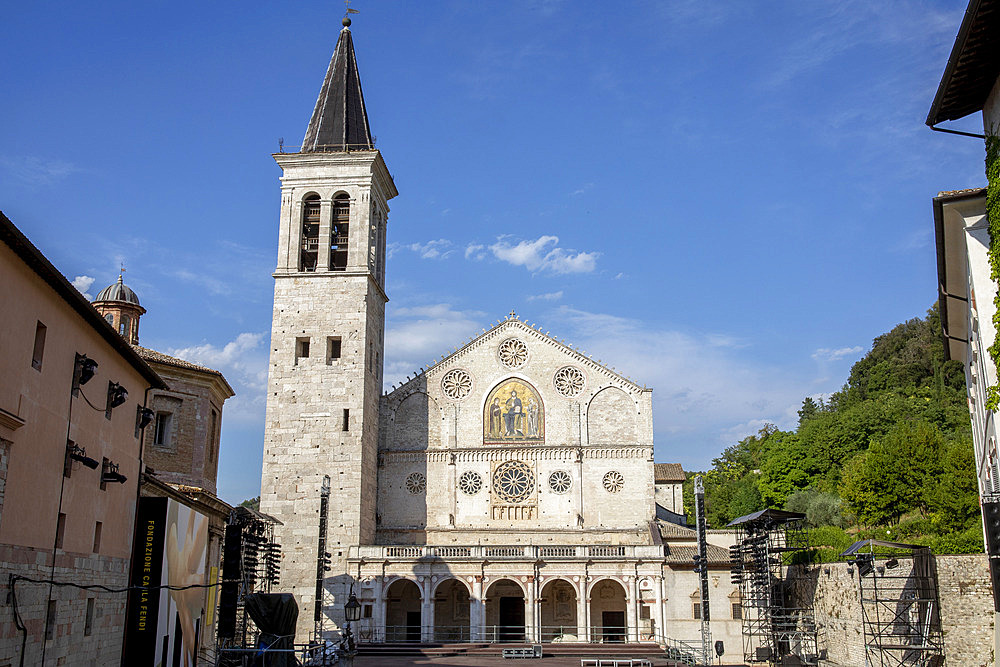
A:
391 392 440 450
587 387 637 444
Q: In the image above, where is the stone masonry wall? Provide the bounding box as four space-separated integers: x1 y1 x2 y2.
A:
0 544 129 667
790 555 994 667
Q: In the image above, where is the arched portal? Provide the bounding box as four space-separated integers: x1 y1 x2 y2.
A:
384 579 421 642
485 579 525 642
540 579 578 642
589 579 627 643
433 578 471 642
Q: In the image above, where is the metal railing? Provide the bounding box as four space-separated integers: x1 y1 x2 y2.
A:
359 624 665 645
351 544 665 560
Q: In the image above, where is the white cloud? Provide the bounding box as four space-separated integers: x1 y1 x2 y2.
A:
811 345 864 362
169 333 268 424
550 306 822 470
71 275 95 300
489 235 598 274
173 269 232 296
384 304 485 388
465 243 486 260
527 290 563 302
408 239 453 260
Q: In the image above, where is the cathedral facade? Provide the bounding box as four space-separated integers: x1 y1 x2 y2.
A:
259 19 741 650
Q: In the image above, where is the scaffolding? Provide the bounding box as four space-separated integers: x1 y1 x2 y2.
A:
218 506 283 666
728 509 818 666
841 540 944 667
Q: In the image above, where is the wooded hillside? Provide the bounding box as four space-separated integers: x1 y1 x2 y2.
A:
688 307 982 556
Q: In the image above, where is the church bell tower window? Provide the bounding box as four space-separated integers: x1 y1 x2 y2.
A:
300 195 321 272
331 193 350 271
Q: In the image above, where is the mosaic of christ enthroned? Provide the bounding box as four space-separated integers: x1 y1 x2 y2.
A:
484 378 544 444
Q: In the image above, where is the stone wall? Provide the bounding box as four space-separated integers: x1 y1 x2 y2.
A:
790 555 994 667
0 544 129 667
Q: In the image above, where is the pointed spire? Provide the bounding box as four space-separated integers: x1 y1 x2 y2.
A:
301 18 374 152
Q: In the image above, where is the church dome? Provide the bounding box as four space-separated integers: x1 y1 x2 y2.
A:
94 275 141 306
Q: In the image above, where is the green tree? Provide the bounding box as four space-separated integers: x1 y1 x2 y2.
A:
240 496 260 511
925 439 979 533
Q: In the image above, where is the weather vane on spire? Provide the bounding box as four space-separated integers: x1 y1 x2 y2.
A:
119 262 126 277
344 0 360 20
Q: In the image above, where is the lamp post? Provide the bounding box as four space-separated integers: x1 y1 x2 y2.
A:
340 589 361 666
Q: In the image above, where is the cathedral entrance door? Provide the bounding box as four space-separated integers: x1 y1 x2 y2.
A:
405 611 421 642
498 597 525 642
602 611 625 643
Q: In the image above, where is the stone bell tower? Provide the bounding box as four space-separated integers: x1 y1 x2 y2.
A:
259 16 397 641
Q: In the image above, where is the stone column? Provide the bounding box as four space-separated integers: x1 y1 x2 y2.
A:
317 199 332 270
373 578 386 643
652 575 664 643
420 577 433 643
576 577 588 643
525 576 537 643
471 576 485 642
581 578 591 643
626 576 639 643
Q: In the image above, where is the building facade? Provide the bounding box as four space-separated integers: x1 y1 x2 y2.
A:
92 276 235 663
259 19 742 652
0 213 166 666
928 0 1000 658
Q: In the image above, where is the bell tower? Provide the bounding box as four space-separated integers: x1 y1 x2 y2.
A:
259 16 396 641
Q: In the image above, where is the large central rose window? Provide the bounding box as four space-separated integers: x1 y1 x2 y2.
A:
492 460 534 504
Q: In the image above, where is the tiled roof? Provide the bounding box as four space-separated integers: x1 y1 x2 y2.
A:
133 345 222 376
665 543 730 565
936 187 987 198
657 521 696 540
927 0 1000 125
654 463 686 482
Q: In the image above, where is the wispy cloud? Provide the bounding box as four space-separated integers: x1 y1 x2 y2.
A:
71 275 95 300
169 332 268 424
0 155 81 187
489 235 598 274
384 304 485 387
465 243 486 260
812 345 864 362
550 306 820 467
527 290 563 302
408 239 454 260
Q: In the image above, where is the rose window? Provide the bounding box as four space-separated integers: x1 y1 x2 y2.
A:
498 338 528 369
441 369 473 400
548 470 572 494
405 472 426 495
492 460 534 504
459 470 482 496
553 366 585 397
603 470 625 494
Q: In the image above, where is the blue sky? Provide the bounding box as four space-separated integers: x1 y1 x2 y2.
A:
1 1 987 504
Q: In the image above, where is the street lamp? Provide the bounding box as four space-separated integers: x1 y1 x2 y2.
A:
340 588 360 665
345 591 361 623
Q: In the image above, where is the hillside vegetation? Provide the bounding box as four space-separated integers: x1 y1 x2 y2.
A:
687 307 982 557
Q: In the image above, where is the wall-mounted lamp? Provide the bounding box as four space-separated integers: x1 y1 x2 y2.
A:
101 459 127 485
135 406 154 436
66 443 99 470
105 382 128 419
107 382 128 409
72 353 98 394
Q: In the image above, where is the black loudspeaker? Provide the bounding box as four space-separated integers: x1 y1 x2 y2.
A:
218 524 243 638
984 503 1000 556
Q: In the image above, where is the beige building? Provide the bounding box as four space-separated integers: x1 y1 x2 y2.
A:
928 0 1000 658
92 275 235 662
0 212 166 666
259 19 743 655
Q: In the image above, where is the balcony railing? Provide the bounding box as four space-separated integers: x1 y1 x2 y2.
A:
350 544 665 561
